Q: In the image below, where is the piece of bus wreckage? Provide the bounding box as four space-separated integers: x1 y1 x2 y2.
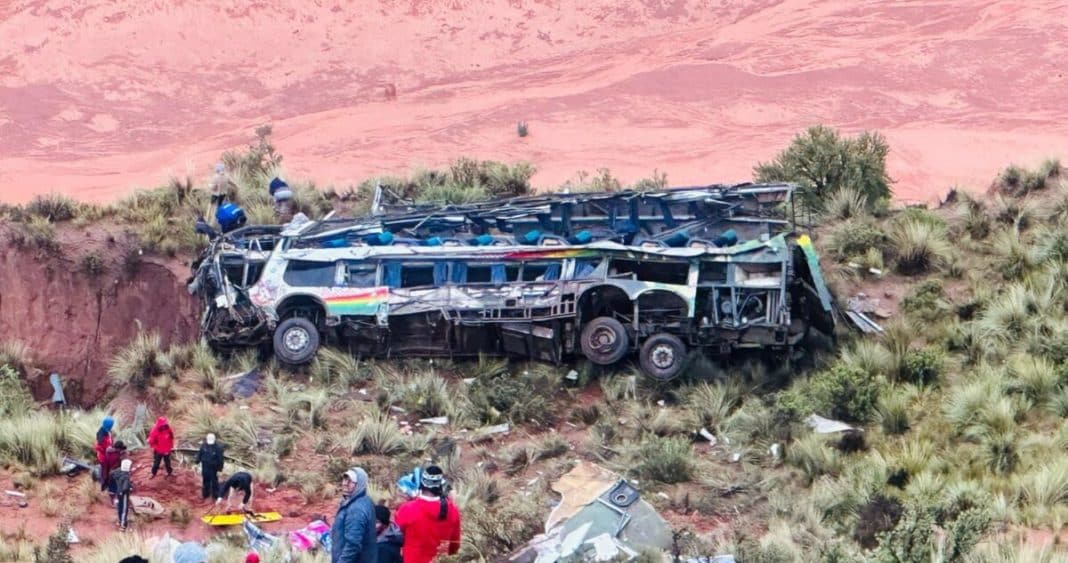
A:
188 182 836 381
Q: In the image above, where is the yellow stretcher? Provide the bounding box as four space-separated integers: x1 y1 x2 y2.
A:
201 511 283 526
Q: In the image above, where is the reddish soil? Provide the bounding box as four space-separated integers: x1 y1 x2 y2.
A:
2 1 1067 204
0 447 338 553
0 226 198 405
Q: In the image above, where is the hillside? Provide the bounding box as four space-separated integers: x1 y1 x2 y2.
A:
2 0 1068 202
1 135 1068 560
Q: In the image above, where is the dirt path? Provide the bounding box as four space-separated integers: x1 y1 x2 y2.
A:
1 1 1066 203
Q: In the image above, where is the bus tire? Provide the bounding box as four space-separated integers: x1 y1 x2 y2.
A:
639 333 686 382
580 316 630 365
273 317 320 365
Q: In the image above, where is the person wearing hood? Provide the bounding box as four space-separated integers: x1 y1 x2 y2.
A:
330 467 378 563
112 458 134 531
95 416 115 463
374 504 403 563
194 433 224 500
395 465 461 563
100 440 127 494
147 417 175 478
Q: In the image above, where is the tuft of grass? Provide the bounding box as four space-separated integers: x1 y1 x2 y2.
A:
631 434 696 484
824 219 889 261
681 382 741 432
823 187 869 221
890 218 952 275
1020 458 1068 509
466 364 558 427
25 193 80 222
840 340 894 379
9 216 60 252
384 371 453 419
312 347 370 388
108 331 171 390
1008 354 1059 406
343 415 409 455
876 388 912 435
787 432 841 484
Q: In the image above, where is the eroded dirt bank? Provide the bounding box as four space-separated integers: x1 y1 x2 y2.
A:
0 227 198 405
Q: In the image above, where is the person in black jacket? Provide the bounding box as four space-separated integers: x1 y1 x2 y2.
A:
217 471 255 512
374 504 403 563
195 433 224 500
111 459 134 531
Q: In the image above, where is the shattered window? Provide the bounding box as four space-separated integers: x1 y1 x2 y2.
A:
341 262 377 287
400 264 435 288
465 265 493 283
608 259 688 285
283 261 336 287
699 262 728 284
522 262 562 281
574 259 600 279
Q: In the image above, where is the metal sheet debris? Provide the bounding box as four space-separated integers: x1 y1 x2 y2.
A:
805 414 855 434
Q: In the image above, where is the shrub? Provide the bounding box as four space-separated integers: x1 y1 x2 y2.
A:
79 252 106 277
779 363 883 423
25 193 79 222
33 524 74 563
900 279 950 322
9 216 59 252
632 435 696 484
824 219 889 261
901 348 944 386
875 503 935 563
891 218 952 274
466 365 557 426
0 365 33 418
456 493 543 559
754 125 892 212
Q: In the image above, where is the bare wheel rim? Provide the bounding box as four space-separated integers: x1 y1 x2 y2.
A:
588 326 618 352
650 343 676 369
283 326 310 352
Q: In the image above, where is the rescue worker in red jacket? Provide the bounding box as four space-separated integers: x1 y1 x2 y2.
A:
394 465 461 563
147 417 175 477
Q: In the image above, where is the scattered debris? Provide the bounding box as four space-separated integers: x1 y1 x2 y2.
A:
419 416 449 425
232 369 263 398
66 527 79 544
565 370 579 381
805 414 856 434
845 294 887 333
698 428 717 445
768 443 782 460
4 490 26 498
510 462 672 562
130 496 165 518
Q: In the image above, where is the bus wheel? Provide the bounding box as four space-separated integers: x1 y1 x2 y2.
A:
639 334 686 382
274 317 320 365
580 316 629 365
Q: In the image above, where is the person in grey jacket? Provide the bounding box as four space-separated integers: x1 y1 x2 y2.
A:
331 467 378 563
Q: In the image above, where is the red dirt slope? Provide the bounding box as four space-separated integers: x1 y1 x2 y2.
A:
0 1 1066 203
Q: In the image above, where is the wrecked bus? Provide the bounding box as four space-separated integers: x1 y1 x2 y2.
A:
188 183 835 381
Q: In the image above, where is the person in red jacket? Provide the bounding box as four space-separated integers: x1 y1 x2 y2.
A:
394 465 461 563
147 417 175 477
100 440 126 495
95 416 114 463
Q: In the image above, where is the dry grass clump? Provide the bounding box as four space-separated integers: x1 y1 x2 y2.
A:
108 331 173 390
890 217 952 274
